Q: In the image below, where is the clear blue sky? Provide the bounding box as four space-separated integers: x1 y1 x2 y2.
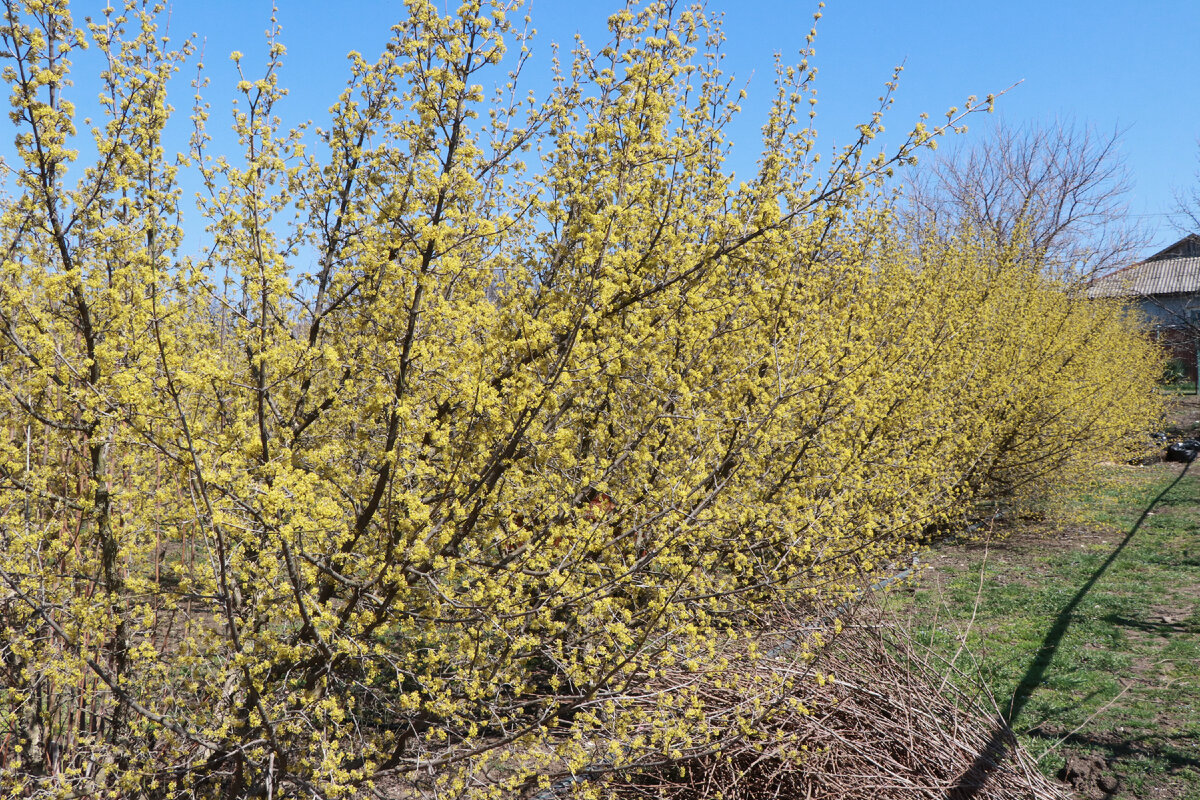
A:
27 0 1200 255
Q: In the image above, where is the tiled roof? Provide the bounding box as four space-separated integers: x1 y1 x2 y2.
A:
1088 257 1200 297
1143 233 1200 262
1088 235 1200 298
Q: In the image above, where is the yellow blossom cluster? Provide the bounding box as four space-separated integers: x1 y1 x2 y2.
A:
0 1 1159 798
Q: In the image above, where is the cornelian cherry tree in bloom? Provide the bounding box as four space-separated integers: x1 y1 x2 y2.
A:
0 0 1160 797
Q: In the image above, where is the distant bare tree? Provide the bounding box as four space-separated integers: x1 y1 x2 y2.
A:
1171 139 1200 235
905 118 1144 277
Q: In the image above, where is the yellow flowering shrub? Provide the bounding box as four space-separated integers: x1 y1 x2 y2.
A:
871 227 1163 509
0 1 1160 798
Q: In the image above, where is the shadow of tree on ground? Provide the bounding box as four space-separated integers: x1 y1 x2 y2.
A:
948 462 1193 800
1024 727 1200 773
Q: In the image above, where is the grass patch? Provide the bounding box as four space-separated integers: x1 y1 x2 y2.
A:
889 462 1200 798
1162 384 1199 396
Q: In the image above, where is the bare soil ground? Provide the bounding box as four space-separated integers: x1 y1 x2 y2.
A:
1164 394 1200 441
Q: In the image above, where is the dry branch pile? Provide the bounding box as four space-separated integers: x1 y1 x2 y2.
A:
544 605 1068 800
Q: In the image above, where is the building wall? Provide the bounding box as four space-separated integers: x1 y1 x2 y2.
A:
1136 294 1199 328
1135 295 1199 384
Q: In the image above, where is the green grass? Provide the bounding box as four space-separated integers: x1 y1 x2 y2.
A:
889 463 1200 798
1162 382 1199 396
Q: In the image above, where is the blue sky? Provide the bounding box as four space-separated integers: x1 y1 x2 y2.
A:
20 0 1200 255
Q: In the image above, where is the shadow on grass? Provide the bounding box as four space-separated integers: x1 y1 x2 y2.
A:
1101 614 1198 636
1024 727 1200 772
948 462 1193 799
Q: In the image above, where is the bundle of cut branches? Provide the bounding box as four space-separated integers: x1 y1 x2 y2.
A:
549 602 1066 800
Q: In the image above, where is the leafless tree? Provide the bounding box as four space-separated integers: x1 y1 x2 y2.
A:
1171 139 1200 235
904 118 1145 277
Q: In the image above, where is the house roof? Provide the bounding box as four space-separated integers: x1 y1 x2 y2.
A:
1143 233 1200 262
1088 234 1200 298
